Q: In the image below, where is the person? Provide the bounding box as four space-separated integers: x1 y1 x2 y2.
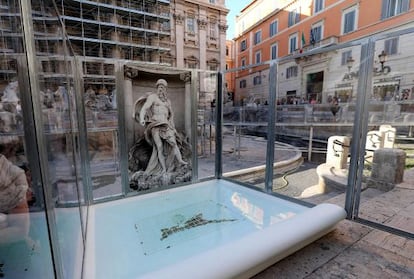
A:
137 79 187 175
330 96 340 118
0 154 30 245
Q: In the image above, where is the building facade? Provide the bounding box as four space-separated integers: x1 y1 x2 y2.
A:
225 39 235 99
1 0 228 95
233 0 414 105
170 0 228 71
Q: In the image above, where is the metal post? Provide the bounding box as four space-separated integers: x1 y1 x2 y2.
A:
191 70 199 182
265 62 278 193
116 63 130 196
345 39 375 219
308 126 313 161
215 72 223 178
233 125 237 156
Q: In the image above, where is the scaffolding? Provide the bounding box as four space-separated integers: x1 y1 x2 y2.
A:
0 0 171 88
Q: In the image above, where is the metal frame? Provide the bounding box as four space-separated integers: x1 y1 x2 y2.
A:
344 38 375 219
264 61 278 193
215 72 223 178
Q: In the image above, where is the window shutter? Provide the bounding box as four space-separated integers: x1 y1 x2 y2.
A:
400 0 410 13
381 0 389 19
296 8 300 23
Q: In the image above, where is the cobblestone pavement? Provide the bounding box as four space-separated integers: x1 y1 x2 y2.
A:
252 168 414 279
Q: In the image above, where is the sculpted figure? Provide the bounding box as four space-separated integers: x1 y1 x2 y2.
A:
135 79 187 175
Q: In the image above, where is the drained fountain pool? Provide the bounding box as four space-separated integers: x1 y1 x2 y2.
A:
84 179 346 279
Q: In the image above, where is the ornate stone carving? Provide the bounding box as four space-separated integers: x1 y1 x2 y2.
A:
173 13 185 25
218 24 228 34
180 72 191 83
197 19 208 30
129 79 192 191
124 65 138 79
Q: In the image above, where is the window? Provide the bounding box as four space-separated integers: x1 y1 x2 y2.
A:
286 66 298 78
225 64 229 70
209 0 216 3
210 22 217 39
314 0 324 13
255 51 261 64
226 46 229 56
186 56 198 69
270 43 278 60
241 57 246 67
381 0 410 19
289 34 298 54
269 21 278 37
288 8 300 27
384 37 399 55
240 39 247 51
342 6 357 34
187 17 195 33
254 30 262 45
161 21 170 31
310 22 323 43
209 63 218 71
253 75 262 85
187 62 197 69
341 50 353 66
240 79 247 88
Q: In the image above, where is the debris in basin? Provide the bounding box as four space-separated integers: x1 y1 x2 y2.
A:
160 213 237 240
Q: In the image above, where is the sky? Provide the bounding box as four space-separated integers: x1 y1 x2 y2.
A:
226 0 252 39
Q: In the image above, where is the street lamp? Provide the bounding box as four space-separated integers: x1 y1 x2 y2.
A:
346 51 388 73
378 50 387 71
346 56 355 73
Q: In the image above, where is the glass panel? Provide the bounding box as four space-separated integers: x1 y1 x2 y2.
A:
0 68 55 278
273 43 361 203
38 65 85 278
33 15 86 278
0 1 54 278
197 71 217 179
82 73 121 201
356 31 414 235
222 65 269 185
31 0 87 278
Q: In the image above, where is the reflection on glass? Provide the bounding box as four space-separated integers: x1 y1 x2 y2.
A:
0 76 53 278
231 192 297 227
0 152 30 244
83 81 121 200
197 72 218 179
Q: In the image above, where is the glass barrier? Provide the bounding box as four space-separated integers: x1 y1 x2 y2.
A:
82 72 121 201
271 43 361 204
2 2 414 278
221 65 270 185
197 71 218 180
1 1 89 278
0 66 55 278
0 1 55 278
32 3 87 278
355 31 414 235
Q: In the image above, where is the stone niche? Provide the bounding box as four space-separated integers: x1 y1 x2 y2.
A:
123 65 193 191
